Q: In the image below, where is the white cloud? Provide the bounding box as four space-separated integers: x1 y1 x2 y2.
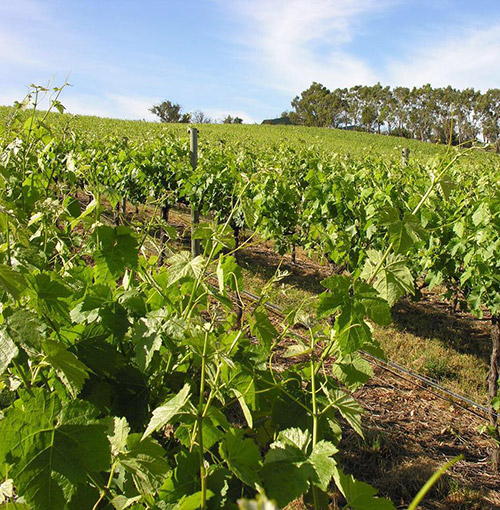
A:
225 0 500 96
0 32 41 67
226 0 392 93
203 108 258 124
387 24 500 91
62 92 159 120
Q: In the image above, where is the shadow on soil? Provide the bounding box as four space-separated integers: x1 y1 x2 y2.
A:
391 297 491 364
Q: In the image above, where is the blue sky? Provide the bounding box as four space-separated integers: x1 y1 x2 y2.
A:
1 0 499 123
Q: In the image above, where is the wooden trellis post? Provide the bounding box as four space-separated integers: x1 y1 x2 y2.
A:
401 147 410 167
189 127 201 257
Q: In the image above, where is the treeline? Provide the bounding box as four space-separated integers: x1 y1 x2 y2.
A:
150 100 243 124
285 82 500 148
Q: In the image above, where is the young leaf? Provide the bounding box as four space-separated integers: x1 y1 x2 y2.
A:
0 330 18 375
167 251 204 285
332 466 396 510
327 389 364 438
361 250 414 306
42 340 90 397
143 383 191 439
249 309 278 348
233 388 253 428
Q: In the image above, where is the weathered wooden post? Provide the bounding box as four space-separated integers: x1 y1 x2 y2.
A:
189 127 201 258
401 148 410 167
488 316 500 470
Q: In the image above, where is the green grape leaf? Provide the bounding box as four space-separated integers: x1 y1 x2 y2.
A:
111 495 142 510
4 310 44 357
0 389 110 510
132 316 163 371
108 417 130 456
249 309 278 348
217 255 243 293
472 202 489 226
64 196 81 218
167 251 204 285
308 441 338 491
219 429 261 488
94 225 139 281
261 428 313 508
361 250 414 306
143 383 191 439
119 434 170 496
333 466 396 510
238 495 279 510
437 173 455 201
328 389 364 438
379 208 426 254
42 340 90 397
0 264 26 300
233 388 253 428
0 330 18 375
177 490 214 510
353 281 391 326
33 273 72 321
335 308 372 354
331 353 374 390
317 275 351 317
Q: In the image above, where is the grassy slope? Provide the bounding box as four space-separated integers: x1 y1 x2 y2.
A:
0 104 458 160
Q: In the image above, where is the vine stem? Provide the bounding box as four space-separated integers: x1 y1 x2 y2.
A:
12 359 33 396
197 330 209 510
6 215 11 266
407 456 462 510
310 328 320 510
91 461 118 510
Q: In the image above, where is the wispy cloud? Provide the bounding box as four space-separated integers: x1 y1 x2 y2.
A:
387 23 500 91
61 92 158 120
226 0 393 94
203 108 258 124
0 0 50 22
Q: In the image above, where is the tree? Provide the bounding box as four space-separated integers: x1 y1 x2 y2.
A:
233 117 243 124
150 100 191 123
479 89 500 151
223 115 233 124
191 110 212 124
290 82 332 127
